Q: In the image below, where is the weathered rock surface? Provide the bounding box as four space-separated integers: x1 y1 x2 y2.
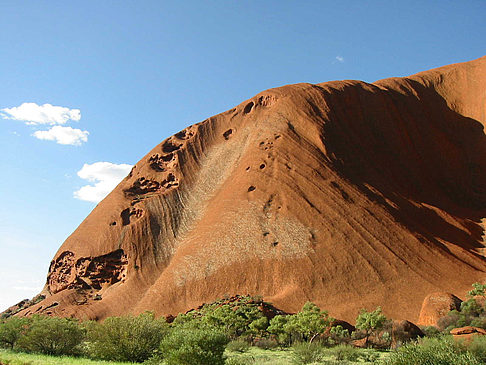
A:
12 56 486 323
417 292 462 326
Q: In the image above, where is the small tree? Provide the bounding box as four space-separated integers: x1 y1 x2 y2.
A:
285 302 333 343
0 317 31 349
355 307 388 347
248 316 268 338
469 283 486 298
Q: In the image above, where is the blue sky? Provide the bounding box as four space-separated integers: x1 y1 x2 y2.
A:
0 1 484 311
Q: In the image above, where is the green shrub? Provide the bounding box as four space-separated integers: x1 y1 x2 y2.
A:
467 335 486 363
359 349 380 362
16 315 84 356
460 299 483 317
323 344 360 361
382 336 481 365
86 312 168 362
158 327 229 365
285 302 333 343
226 339 250 353
420 325 441 337
355 307 388 348
173 296 268 340
328 325 350 345
268 315 291 346
0 317 31 349
291 342 323 364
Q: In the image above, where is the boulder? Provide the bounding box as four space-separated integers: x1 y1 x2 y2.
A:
417 292 462 326
391 320 424 347
450 326 486 342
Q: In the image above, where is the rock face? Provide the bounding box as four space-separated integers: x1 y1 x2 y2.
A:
417 292 462 326
15 56 486 323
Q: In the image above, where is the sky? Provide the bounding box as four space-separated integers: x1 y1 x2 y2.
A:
0 0 485 311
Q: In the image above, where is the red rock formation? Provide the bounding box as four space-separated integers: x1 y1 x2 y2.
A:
13 56 486 323
417 292 462 326
451 326 486 342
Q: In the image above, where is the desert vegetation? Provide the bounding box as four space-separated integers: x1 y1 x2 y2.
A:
2 286 486 364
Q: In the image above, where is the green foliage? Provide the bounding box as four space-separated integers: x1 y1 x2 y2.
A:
268 315 291 346
16 315 84 356
291 342 323 364
0 317 31 349
174 296 268 340
323 344 360 361
382 336 482 365
226 339 250 353
248 316 269 337
158 327 229 365
467 335 486 363
355 307 387 347
328 325 350 345
419 325 441 338
86 312 168 362
437 310 464 332
285 302 333 343
468 282 486 298
461 298 483 316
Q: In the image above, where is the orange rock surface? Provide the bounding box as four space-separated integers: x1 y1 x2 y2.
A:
451 326 486 342
16 56 486 323
417 292 462 326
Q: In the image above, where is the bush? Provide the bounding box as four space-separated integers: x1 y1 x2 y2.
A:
0 317 31 349
382 336 482 365
86 312 168 362
16 315 84 356
355 307 388 348
291 342 323 364
467 335 486 363
226 339 250 353
420 325 441 337
323 344 360 361
285 302 333 343
158 327 229 365
328 325 350 345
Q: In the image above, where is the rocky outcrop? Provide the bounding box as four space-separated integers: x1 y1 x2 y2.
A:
48 249 128 294
11 56 486 323
417 292 462 326
451 326 486 342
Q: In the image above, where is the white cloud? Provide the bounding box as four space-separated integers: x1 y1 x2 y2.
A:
1 102 81 125
335 56 344 63
74 162 133 203
33 126 89 145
